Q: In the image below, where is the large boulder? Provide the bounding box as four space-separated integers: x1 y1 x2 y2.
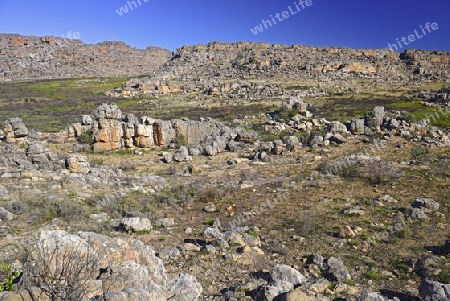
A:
271 264 306 286
412 198 440 213
368 106 385 130
327 121 348 134
93 104 124 152
12 230 202 301
351 118 365 134
65 154 90 174
3 117 28 142
418 280 450 301
326 257 352 282
94 103 122 120
93 119 124 152
117 217 153 233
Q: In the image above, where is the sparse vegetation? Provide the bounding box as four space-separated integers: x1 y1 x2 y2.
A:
0 261 20 292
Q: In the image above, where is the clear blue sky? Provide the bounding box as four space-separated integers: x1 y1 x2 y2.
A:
0 0 448 52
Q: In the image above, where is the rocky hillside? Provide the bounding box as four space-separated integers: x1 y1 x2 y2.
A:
153 42 450 83
2 36 449 84
0 34 171 81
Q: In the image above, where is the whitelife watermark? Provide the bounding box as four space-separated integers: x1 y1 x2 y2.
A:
250 0 313 35
116 0 149 16
387 22 439 51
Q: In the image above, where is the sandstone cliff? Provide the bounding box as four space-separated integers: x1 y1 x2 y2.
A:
153 42 450 83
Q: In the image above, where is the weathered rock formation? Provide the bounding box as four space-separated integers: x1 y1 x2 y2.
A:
153 42 450 83
0 230 202 301
0 34 171 81
70 103 258 155
3 118 28 142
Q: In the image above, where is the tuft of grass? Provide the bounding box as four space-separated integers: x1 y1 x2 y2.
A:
135 229 152 235
366 270 388 281
68 191 77 198
249 231 259 238
203 218 215 226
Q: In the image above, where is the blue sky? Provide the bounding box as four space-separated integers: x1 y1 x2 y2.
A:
0 0 448 51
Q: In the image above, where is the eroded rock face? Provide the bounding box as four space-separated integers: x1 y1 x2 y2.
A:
3 117 28 142
0 34 171 81
15 230 202 301
89 103 239 154
153 42 450 84
93 104 124 152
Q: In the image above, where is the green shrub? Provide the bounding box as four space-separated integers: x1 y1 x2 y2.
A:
411 146 429 160
0 261 20 292
174 133 187 146
77 130 94 145
204 218 215 226
430 269 450 284
249 231 259 238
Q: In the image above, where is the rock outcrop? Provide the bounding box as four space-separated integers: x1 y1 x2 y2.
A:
0 34 171 81
72 103 254 155
3 118 28 142
153 42 450 84
0 230 202 301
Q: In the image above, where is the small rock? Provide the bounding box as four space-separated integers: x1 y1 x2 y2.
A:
376 194 397 203
340 226 356 238
117 217 152 232
89 212 109 223
412 198 440 213
154 218 175 228
357 292 386 301
159 247 181 260
344 206 365 216
271 264 306 286
202 226 223 240
183 243 201 252
0 207 14 221
203 203 217 212
162 152 173 163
